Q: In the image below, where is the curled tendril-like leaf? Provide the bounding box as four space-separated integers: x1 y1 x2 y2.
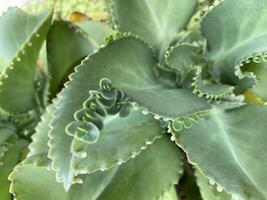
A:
164 42 201 74
191 66 234 100
234 53 267 89
66 121 100 144
65 78 131 145
169 110 209 134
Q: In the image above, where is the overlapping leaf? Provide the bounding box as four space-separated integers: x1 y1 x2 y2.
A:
111 0 198 53
47 20 98 96
0 8 53 113
27 104 55 160
48 36 209 189
201 0 267 88
195 169 231 200
0 139 27 200
175 104 267 200
76 20 115 45
70 110 163 174
10 136 182 200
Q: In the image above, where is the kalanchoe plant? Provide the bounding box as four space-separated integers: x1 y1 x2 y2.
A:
0 0 267 199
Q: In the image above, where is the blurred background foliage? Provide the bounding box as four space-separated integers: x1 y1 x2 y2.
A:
24 0 106 20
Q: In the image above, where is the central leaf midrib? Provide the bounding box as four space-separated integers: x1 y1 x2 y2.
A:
212 108 264 197
143 0 163 39
211 32 267 67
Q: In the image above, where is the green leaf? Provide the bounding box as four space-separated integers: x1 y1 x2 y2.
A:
48 36 209 189
0 8 53 114
27 104 55 159
10 136 182 200
127 87 210 120
195 169 231 200
9 164 69 200
0 139 28 200
47 20 98 96
0 120 18 161
70 110 163 174
165 43 199 73
201 0 267 87
191 66 234 100
76 20 115 45
175 104 267 200
98 136 182 200
111 0 198 53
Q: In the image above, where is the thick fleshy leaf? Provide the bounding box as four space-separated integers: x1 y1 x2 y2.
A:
175 104 267 200
165 43 199 73
0 119 18 162
9 160 118 200
48 36 209 189
97 136 183 200
0 8 53 113
195 169 231 200
76 20 115 45
27 104 55 159
111 0 197 52
10 136 182 200
191 66 234 100
0 139 27 200
47 20 98 96
201 0 267 87
71 110 162 174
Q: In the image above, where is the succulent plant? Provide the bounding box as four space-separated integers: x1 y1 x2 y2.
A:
0 0 267 199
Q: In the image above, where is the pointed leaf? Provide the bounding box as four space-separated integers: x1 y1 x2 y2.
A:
0 8 53 113
47 20 98 95
76 20 115 45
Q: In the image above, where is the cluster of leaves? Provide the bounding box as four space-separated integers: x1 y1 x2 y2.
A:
0 0 267 199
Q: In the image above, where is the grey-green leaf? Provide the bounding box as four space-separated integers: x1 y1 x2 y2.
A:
176 104 267 200
201 0 267 87
195 169 231 200
0 8 53 113
111 0 197 53
47 20 98 96
10 136 182 200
